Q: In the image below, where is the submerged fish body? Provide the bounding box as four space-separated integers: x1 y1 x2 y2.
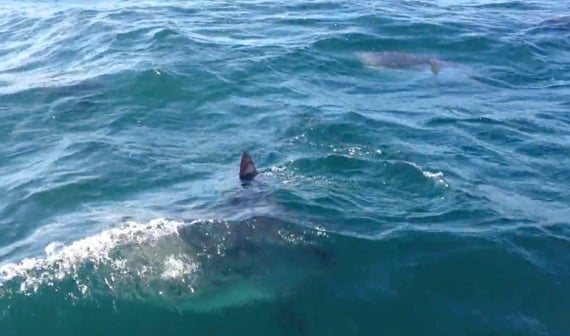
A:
158 154 330 312
531 15 570 32
168 153 332 311
0 153 332 314
174 216 330 311
357 51 445 74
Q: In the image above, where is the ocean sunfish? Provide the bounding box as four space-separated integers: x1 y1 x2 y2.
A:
0 152 332 320
534 15 570 31
171 152 332 311
357 51 445 74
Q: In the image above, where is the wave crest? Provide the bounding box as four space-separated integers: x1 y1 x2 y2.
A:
0 218 194 299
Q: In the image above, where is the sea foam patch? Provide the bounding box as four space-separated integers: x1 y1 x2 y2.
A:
0 218 196 298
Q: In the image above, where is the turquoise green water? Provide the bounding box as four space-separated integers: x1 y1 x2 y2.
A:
1 1 569 335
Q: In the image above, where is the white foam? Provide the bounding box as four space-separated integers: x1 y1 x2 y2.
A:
405 161 449 188
0 218 185 294
422 170 449 188
161 254 198 280
331 145 374 157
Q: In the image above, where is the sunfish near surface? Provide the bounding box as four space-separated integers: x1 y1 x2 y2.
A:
171 152 332 312
532 15 570 31
0 152 332 321
357 51 447 75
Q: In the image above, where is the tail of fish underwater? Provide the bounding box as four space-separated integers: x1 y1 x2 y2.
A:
1 0 570 336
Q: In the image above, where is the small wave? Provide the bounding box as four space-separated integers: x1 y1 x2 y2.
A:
396 160 449 188
468 1 544 10
284 154 449 188
0 218 187 296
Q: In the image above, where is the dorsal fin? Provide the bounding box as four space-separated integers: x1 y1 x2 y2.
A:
239 152 257 180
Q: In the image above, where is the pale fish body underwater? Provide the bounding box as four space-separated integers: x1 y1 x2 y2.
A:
357 51 451 74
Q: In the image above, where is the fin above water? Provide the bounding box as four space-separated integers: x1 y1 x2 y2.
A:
239 152 257 180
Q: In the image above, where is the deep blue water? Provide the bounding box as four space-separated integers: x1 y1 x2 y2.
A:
1 1 569 335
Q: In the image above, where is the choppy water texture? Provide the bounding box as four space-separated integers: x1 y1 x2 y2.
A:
1 0 570 335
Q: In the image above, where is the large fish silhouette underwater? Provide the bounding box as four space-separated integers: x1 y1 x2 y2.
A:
172 152 333 312
356 51 455 75
0 152 333 315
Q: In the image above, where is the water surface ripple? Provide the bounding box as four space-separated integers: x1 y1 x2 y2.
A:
1 1 569 335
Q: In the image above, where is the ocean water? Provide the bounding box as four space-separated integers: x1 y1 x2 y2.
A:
1 0 569 335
